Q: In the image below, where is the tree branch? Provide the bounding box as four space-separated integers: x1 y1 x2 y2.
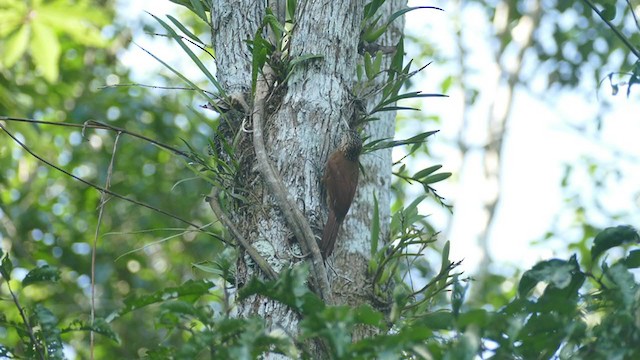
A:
582 0 640 59
4 280 45 360
207 189 279 280
249 68 334 303
0 122 221 240
0 116 192 159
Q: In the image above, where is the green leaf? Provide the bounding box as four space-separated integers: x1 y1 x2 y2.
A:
418 311 454 330
287 54 323 72
22 265 60 287
0 4 25 38
250 29 271 94
167 0 209 23
620 249 640 268
363 0 386 20
591 225 639 261
604 262 637 310
62 318 120 343
370 193 380 258
0 250 12 280
239 266 324 315
373 106 419 112
518 259 578 297
110 279 214 320
30 20 60 82
386 7 443 28
353 304 385 328
3 24 29 67
440 240 451 274
451 275 468 317
34 304 64 360
413 165 442 179
167 14 203 45
422 172 451 185
372 51 383 75
441 75 454 93
374 91 447 112
135 43 211 100
188 0 208 23
37 3 108 47
457 309 492 328
390 36 404 73
600 2 616 21
362 130 439 154
287 0 296 20
191 262 224 276
362 24 387 43
264 9 285 39
149 13 223 95
364 51 374 79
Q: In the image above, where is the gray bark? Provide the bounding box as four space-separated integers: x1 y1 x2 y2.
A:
211 0 404 356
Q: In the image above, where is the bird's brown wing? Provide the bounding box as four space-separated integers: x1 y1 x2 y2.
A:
320 154 359 259
320 210 339 259
324 155 359 220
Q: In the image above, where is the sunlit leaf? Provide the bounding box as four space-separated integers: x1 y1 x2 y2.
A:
37 3 108 47
2 24 29 67
30 21 60 82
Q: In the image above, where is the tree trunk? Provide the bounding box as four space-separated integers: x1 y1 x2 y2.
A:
211 0 404 356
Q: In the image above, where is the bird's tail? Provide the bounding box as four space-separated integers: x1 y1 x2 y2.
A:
320 211 341 259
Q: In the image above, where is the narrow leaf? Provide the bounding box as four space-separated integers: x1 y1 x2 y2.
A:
167 14 203 45
135 43 210 100
414 165 442 179
370 193 380 258
422 172 451 185
188 0 208 23
149 13 223 95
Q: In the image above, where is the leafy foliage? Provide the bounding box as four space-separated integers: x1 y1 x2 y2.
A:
1 0 639 359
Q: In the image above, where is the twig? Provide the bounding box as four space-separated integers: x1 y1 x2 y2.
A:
97 83 216 96
625 0 640 32
149 32 216 60
0 122 219 237
207 189 279 280
582 0 640 59
0 116 191 159
90 131 120 359
5 279 45 360
250 67 333 303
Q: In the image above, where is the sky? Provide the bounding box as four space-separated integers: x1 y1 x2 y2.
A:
404 1 640 275
117 0 640 277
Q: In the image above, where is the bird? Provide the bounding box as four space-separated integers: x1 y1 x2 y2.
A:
320 130 362 259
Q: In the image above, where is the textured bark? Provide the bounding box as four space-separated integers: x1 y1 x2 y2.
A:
331 0 404 341
211 0 403 356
